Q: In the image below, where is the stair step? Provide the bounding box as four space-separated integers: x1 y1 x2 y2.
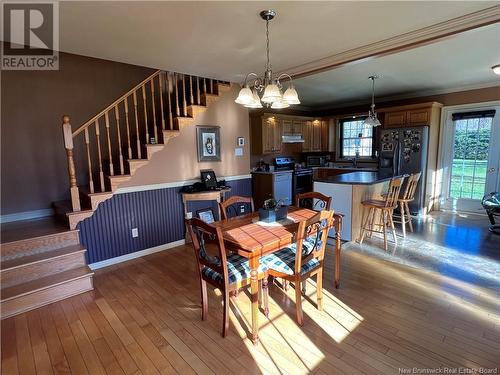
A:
82 191 114 210
1 230 80 261
1 266 93 319
1 245 86 288
163 130 181 140
127 159 149 175
107 174 132 191
187 104 207 118
144 144 164 159
201 93 219 106
174 116 194 128
67 210 94 230
214 83 231 95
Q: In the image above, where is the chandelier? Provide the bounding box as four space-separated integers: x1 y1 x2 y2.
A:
235 10 300 109
363 75 382 127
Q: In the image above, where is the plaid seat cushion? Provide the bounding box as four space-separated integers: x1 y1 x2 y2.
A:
262 247 321 276
201 253 268 284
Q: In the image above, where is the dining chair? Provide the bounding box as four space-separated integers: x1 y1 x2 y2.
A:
262 210 334 326
358 176 405 251
295 191 332 211
186 218 269 337
219 195 255 220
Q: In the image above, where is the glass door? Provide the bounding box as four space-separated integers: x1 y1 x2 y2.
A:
445 109 499 212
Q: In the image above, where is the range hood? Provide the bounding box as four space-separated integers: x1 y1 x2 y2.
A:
282 135 305 143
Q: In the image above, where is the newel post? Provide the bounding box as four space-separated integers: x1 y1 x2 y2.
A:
62 115 81 212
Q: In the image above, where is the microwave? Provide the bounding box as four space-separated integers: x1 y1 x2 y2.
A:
306 156 326 167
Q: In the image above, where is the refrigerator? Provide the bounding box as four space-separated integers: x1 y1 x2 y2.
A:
379 126 429 215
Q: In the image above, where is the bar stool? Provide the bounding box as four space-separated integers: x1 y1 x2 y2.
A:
358 176 405 251
394 172 421 237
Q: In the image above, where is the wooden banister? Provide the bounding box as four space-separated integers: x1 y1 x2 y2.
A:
72 70 161 137
62 116 81 211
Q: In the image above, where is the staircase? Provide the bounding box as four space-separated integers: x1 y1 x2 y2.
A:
56 70 231 229
0 226 93 319
1 71 231 319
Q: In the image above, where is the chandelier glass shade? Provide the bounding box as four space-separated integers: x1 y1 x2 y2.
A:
363 75 382 128
235 10 300 109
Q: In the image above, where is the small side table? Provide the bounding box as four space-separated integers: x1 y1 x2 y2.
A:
181 188 231 241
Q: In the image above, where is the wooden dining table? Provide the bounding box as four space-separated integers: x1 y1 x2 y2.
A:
210 206 342 344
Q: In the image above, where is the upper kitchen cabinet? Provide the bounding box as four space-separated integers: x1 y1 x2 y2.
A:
250 114 282 154
282 119 304 136
381 102 443 128
303 119 328 152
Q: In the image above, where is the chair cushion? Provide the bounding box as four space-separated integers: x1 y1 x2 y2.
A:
201 253 268 284
262 247 321 276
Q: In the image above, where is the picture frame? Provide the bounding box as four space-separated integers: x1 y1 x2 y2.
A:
196 208 215 224
196 126 221 162
237 137 245 147
200 169 218 190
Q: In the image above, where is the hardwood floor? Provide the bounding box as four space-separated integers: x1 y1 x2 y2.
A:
2 241 499 374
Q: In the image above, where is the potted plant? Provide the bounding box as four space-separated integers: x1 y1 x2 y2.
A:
258 198 288 223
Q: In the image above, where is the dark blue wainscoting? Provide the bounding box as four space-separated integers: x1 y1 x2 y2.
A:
78 178 251 264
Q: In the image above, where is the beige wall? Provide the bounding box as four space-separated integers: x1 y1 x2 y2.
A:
122 85 250 187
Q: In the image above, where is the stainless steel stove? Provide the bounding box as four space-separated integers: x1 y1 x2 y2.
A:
274 157 314 198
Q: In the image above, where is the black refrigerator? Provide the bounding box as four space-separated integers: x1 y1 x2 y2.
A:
379 126 429 215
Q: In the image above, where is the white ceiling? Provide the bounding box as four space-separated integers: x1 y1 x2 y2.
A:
59 1 496 77
294 23 500 108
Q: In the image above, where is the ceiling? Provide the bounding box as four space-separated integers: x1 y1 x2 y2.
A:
54 1 500 108
294 23 500 108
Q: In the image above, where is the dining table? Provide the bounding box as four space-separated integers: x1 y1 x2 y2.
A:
210 206 342 345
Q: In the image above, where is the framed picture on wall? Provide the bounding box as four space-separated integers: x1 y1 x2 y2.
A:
196 126 221 162
237 137 245 146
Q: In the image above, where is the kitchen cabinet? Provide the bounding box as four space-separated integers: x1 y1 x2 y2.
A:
282 119 304 136
251 115 282 154
303 119 326 152
252 171 293 209
382 103 440 128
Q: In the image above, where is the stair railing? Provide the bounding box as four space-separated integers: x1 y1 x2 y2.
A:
62 69 226 212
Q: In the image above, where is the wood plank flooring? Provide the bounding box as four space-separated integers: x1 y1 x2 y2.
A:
2 243 499 374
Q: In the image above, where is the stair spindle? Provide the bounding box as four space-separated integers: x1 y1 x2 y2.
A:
150 80 158 143
189 75 193 105
166 72 173 130
196 76 201 105
84 128 95 194
61 116 81 211
209 79 213 94
203 77 207 94
182 74 187 116
158 72 166 131
133 91 142 158
142 85 149 144
104 112 114 176
114 105 124 175
124 97 132 159
94 119 105 191
174 73 180 117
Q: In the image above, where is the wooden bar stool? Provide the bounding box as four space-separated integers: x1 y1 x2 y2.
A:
394 172 421 237
358 177 405 251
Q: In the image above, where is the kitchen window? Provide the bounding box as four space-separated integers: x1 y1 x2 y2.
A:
339 118 374 158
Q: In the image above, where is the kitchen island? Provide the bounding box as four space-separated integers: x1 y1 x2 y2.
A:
314 171 403 241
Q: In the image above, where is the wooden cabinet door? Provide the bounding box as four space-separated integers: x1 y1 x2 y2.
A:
321 120 329 151
282 119 293 135
292 120 303 135
262 120 273 154
384 111 407 128
407 108 431 126
302 121 312 151
311 121 322 151
273 119 283 153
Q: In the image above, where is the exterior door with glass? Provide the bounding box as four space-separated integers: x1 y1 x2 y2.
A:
441 105 500 213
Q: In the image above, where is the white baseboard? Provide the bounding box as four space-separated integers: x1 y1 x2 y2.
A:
0 208 54 224
89 239 186 270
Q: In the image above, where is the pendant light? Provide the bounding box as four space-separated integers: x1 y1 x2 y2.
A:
235 10 300 108
363 75 382 127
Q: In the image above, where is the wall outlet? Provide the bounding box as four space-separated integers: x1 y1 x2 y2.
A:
131 228 139 238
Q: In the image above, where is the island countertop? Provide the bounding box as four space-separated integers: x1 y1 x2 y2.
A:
314 171 402 185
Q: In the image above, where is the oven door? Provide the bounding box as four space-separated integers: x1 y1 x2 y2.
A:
293 171 313 197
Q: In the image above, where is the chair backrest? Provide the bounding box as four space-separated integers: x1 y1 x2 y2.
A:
383 177 405 208
401 172 421 201
186 218 229 284
219 195 255 220
295 191 332 211
293 210 334 275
